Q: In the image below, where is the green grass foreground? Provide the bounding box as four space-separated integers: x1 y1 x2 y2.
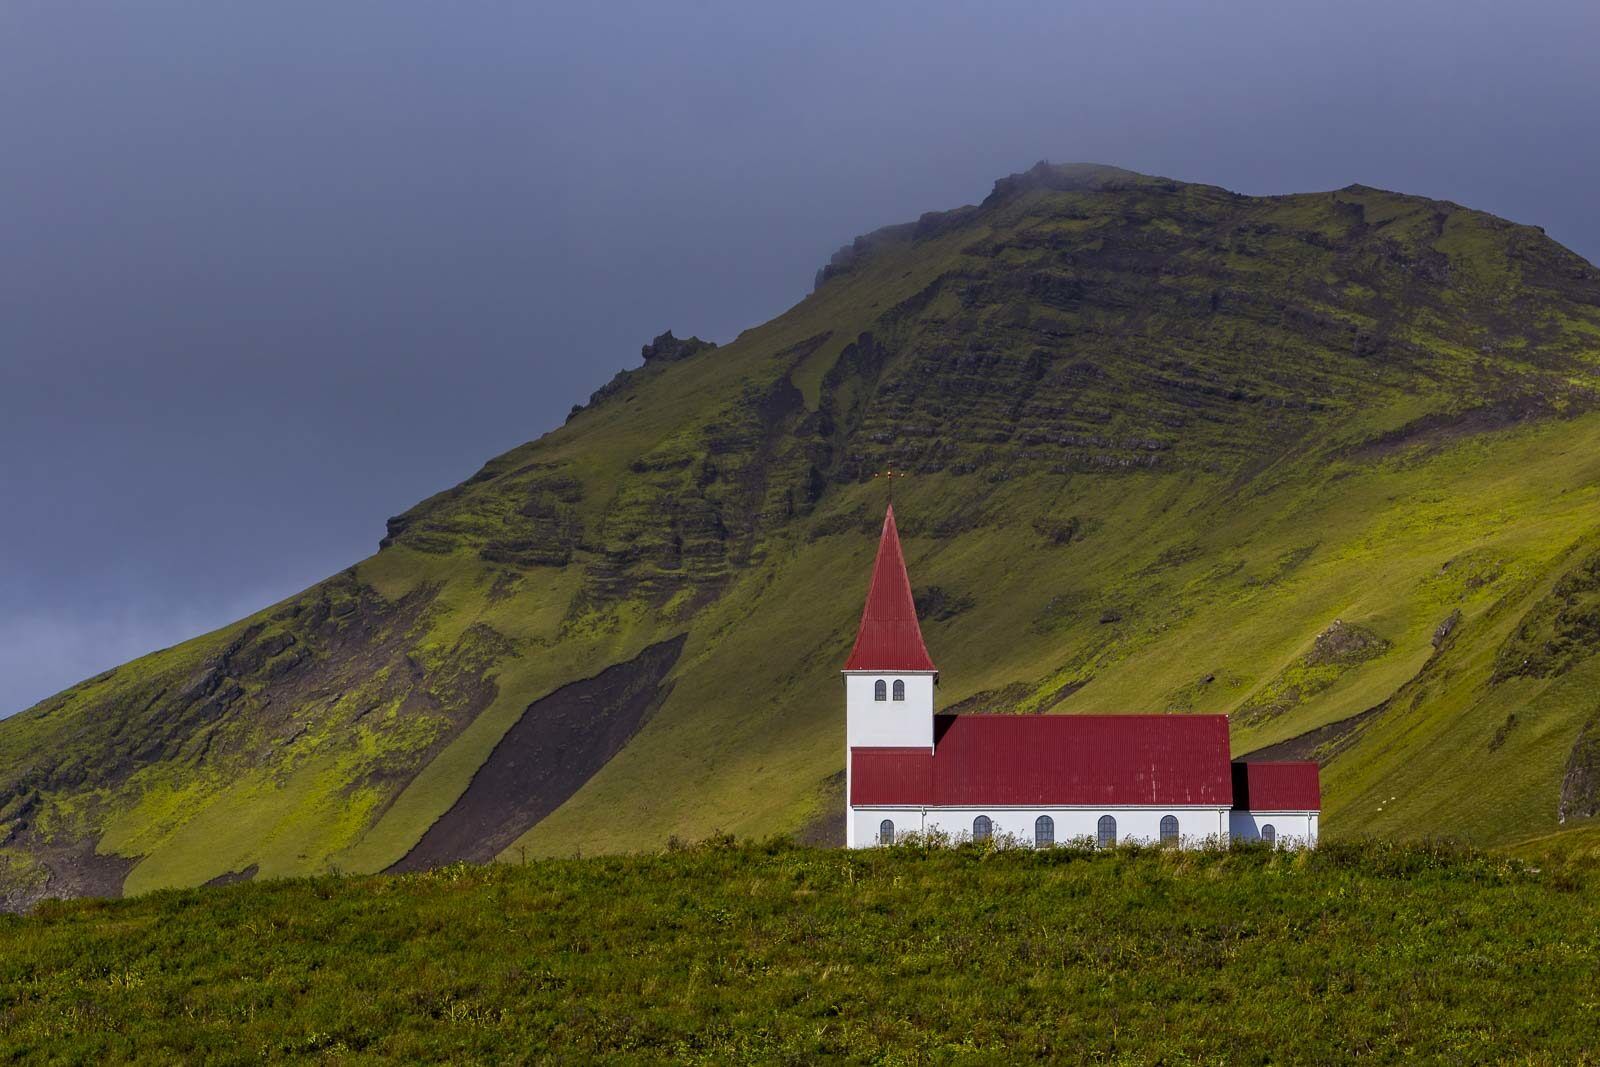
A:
2 840 1598 1063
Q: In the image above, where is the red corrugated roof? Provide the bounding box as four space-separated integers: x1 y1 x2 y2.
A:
1230 761 1321 812
842 504 937 673
851 714 1235 806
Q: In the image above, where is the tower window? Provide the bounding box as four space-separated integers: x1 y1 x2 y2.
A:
892 679 906 701
874 679 887 701
1034 815 1054 848
1160 815 1179 846
1097 815 1117 848
879 819 895 845
1261 823 1276 846
973 815 992 842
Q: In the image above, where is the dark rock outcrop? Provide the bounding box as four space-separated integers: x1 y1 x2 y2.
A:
641 330 716 364
563 331 719 424
1558 713 1600 823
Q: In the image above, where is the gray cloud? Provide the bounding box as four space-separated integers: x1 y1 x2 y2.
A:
3 0 1597 715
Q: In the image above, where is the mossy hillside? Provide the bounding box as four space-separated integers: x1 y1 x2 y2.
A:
520 411 1600 857
1 840 1598 1062
4 163 1600 903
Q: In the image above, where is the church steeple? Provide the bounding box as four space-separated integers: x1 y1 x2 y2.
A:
843 505 936 673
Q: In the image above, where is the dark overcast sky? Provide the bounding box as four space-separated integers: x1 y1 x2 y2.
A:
3 1 1597 716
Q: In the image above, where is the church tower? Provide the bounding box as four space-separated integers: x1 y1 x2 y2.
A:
843 505 936 844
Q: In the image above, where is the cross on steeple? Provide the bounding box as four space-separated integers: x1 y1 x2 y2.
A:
872 468 907 502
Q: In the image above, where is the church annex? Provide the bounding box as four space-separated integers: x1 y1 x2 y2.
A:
844 505 1321 848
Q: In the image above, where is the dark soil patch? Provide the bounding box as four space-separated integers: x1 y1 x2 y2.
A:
203 864 259 888
914 585 975 622
389 635 687 873
1037 678 1091 711
941 678 1087 716
1346 396 1557 460
485 571 524 604
1 835 140 915
942 682 1034 715
49 844 139 900
794 771 845 847
1239 703 1386 763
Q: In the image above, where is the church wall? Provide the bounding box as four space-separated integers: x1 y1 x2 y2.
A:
844 672 936 749
1228 811 1318 847
851 806 1232 848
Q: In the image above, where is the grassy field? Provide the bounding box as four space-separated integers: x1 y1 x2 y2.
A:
2 838 1598 1063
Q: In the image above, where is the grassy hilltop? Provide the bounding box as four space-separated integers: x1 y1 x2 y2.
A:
1 840 1597 1062
5 162 1600 906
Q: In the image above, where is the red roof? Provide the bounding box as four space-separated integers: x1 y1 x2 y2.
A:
842 505 937 673
1230 761 1321 811
850 714 1234 806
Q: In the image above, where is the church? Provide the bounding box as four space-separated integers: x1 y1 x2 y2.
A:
844 505 1321 849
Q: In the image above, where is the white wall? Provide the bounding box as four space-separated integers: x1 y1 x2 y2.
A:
1228 811 1318 847
844 671 936 848
844 671 935 750
852 806 1231 848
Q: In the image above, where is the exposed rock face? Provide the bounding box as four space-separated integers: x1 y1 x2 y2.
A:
559 331 720 426
1237 621 1391 725
1432 610 1462 649
981 160 1147 207
641 330 716 364
813 206 979 290
1493 548 1600 683
1306 621 1391 667
1559 713 1600 823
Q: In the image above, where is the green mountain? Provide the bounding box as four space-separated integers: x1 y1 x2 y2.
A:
6 162 1600 909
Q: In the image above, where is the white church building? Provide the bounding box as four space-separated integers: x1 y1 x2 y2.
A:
844 505 1321 849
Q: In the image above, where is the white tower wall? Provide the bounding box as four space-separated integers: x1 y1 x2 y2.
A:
844 670 936 847
844 672 936 749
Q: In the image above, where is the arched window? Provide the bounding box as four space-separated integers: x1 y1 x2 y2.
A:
1160 815 1179 846
874 679 887 701
973 815 992 843
1034 815 1054 848
1261 823 1276 846
892 679 906 701
879 819 895 845
1097 815 1117 848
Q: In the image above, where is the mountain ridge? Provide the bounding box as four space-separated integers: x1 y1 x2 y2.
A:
5 162 1600 910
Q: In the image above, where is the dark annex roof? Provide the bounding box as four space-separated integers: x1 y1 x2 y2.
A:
842 504 937 673
851 714 1238 807
1231 760 1322 812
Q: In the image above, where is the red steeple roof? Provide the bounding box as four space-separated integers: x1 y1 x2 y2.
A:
843 505 937 672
